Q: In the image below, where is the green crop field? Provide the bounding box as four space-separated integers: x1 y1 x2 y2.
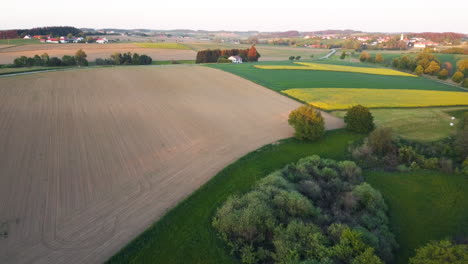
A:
208 61 462 92
366 170 468 264
0 38 40 45
133 42 190 49
333 107 468 141
108 130 364 264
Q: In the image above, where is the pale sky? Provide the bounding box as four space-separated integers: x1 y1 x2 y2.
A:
2 1 467 33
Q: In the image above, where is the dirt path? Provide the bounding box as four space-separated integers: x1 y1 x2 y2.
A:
0 65 340 263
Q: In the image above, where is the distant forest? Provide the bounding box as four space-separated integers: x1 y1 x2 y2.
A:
0 26 82 39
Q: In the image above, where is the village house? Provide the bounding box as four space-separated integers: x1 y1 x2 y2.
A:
228 56 242 63
96 38 108 44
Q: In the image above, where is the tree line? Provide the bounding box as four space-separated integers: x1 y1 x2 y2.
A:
95 52 152 65
12 49 88 67
0 26 83 39
195 46 260 63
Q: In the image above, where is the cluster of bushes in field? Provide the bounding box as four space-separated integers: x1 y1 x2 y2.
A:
288 56 301 61
95 52 152 65
195 46 260 63
10 49 88 67
213 155 396 264
358 52 384 64
349 112 468 174
391 52 468 87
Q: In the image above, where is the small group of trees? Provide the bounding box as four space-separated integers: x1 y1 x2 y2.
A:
12 49 88 67
288 56 301 61
195 46 260 63
95 52 152 65
350 112 468 174
213 155 396 264
359 52 384 63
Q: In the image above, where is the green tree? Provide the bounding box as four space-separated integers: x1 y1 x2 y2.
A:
375 54 384 63
344 105 375 133
409 240 468 264
288 105 325 141
452 71 465 83
340 51 346 60
74 49 88 66
295 56 301 60
415 65 424 75
462 78 468 88
289 56 295 61
424 61 441 75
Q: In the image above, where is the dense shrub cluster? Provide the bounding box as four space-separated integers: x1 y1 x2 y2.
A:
213 155 396 264
288 105 325 141
344 105 375 133
409 240 468 264
350 114 468 173
12 49 88 67
95 52 152 65
195 46 260 63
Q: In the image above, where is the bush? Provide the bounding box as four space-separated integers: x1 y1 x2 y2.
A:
217 58 231 63
61 55 76 66
452 71 464 83
462 78 468 88
344 105 375 133
368 127 395 156
289 56 295 61
439 158 453 173
437 68 449 80
409 240 468 264
462 157 468 175
288 105 325 141
138 54 152 65
213 156 395 264
359 52 370 62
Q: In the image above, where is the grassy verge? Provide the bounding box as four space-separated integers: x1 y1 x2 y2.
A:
152 60 195 65
107 130 363 263
332 107 468 142
366 170 468 264
0 66 65 76
133 42 190 49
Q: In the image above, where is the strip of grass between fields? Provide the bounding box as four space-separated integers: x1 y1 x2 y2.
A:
107 130 364 264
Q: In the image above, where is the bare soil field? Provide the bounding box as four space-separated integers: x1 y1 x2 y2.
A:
0 43 196 64
0 65 341 263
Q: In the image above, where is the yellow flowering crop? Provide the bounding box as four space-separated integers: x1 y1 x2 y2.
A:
255 62 416 77
133 43 190 50
282 88 468 110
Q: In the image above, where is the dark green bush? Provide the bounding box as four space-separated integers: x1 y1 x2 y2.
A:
288 105 325 141
409 240 468 264
213 156 396 264
217 58 232 63
344 105 375 133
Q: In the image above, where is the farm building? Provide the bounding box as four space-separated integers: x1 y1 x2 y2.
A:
96 38 108 44
23 35 31 39
228 56 242 63
46 38 60 44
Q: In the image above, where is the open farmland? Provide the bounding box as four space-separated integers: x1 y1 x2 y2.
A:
133 42 190 49
209 61 461 92
282 88 468 110
0 43 196 64
185 42 329 61
0 65 346 263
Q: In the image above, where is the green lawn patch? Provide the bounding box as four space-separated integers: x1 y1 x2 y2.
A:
366 170 468 264
107 130 363 264
333 107 468 142
208 62 461 92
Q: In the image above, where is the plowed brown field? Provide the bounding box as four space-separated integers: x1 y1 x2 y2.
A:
0 65 343 263
0 43 196 64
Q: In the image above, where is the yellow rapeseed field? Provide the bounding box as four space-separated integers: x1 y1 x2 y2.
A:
255 62 416 77
134 42 190 50
282 88 468 110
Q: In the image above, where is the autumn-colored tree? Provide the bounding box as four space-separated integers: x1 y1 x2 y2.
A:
288 105 325 141
437 69 449 80
457 59 468 75
415 65 424 76
375 54 384 63
74 49 88 66
247 46 260 62
452 71 465 83
442 62 453 74
424 61 440 75
359 51 370 62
